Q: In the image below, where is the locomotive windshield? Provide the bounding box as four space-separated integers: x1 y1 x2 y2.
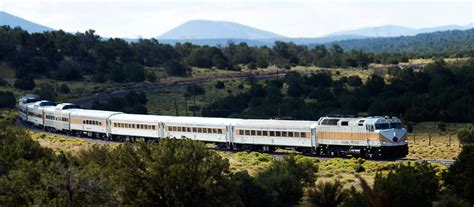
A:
390 122 402 129
374 123 390 130
375 122 403 130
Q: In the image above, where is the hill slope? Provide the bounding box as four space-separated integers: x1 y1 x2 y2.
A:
158 20 285 39
329 29 474 54
326 23 474 37
0 11 53 33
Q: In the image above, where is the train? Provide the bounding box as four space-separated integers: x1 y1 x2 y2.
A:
18 94 408 159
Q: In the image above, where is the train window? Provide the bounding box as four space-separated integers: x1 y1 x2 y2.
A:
341 121 349 126
276 131 281 136
301 132 307 138
282 131 287 137
257 131 262 136
262 131 268 136
288 132 293 137
208 128 212 133
83 120 86 124
250 130 256 136
196 128 201 133
244 130 250 136
212 129 216 134
172 126 177 131
203 128 207 133
152 125 156 130
294 132 300 137
270 131 275 136
239 130 243 135
192 128 196 132
218 129 223 134
358 120 365 126
321 119 339 125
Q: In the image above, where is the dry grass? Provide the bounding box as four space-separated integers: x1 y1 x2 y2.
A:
407 122 466 160
28 130 117 154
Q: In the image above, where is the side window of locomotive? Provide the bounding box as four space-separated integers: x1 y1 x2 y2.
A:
341 121 349 126
358 120 365 126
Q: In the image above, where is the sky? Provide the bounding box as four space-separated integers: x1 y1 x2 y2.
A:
1 0 473 38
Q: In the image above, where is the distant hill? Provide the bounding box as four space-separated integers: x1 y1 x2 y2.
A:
0 11 53 33
326 23 474 37
328 29 474 54
158 20 285 39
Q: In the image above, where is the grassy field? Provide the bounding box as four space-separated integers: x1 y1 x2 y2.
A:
407 122 467 160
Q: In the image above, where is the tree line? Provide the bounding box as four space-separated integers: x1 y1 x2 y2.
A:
1 122 473 206
333 29 474 55
203 58 474 123
0 25 448 87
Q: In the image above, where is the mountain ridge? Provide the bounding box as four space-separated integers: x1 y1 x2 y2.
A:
0 11 53 33
158 20 285 39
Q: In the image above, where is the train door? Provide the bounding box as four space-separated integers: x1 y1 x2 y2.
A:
311 127 318 150
226 125 234 148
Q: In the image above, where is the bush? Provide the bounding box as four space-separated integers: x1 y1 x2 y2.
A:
146 71 157 82
432 193 470 207
309 180 347 207
164 59 189 77
0 77 7 86
185 84 205 96
58 83 70 94
437 122 447 132
373 162 439 207
14 76 35 90
457 125 474 145
123 63 145 82
0 91 16 108
215 81 225 89
34 84 56 100
347 75 363 86
247 62 257 70
342 186 368 207
443 145 474 204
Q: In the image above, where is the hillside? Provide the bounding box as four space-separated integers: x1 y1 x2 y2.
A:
158 20 285 39
326 23 474 37
329 29 474 54
0 11 53 33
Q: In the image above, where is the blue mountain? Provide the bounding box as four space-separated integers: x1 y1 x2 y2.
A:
0 11 53 33
158 20 285 40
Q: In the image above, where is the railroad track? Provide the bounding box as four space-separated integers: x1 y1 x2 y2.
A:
17 119 455 167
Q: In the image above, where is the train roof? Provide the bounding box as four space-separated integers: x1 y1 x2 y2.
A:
34 100 55 107
318 116 401 126
56 103 81 110
164 116 239 126
18 94 40 102
109 113 170 123
234 119 317 129
70 109 122 119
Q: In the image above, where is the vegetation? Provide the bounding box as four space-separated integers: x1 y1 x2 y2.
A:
335 29 474 55
203 59 474 122
0 91 15 108
1 25 448 88
443 145 474 204
92 91 148 114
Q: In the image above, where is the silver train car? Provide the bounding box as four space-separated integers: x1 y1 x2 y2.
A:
18 95 408 158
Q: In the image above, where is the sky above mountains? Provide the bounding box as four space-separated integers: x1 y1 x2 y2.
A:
2 0 473 38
